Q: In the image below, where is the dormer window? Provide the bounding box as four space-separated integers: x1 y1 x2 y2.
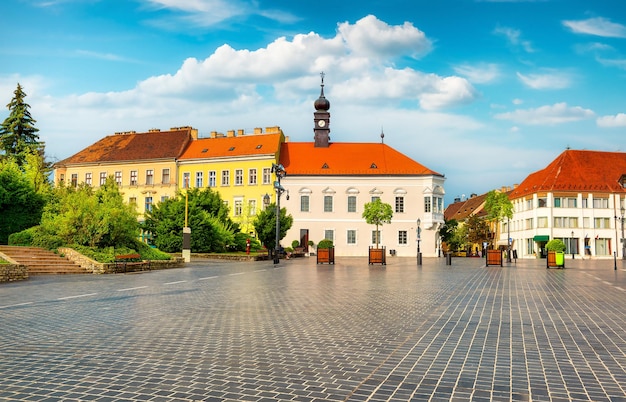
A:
370 163 377 169
322 163 329 169
229 147 235 151
620 174 626 189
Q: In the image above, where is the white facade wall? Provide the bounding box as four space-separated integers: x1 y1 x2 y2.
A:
280 175 446 257
499 192 626 259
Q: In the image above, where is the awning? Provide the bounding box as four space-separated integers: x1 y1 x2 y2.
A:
533 235 549 242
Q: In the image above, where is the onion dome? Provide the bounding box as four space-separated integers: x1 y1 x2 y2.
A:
314 73 330 111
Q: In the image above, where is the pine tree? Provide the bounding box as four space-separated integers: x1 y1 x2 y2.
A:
0 83 41 165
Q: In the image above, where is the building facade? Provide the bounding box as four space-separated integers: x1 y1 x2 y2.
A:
53 127 196 214
500 150 626 259
279 75 446 257
177 127 284 234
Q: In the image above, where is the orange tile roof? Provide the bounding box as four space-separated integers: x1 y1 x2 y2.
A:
56 128 194 166
279 142 442 176
444 193 488 221
178 133 283 160
509 149 626 199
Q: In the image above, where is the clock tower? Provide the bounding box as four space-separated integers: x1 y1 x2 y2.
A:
313 72 330 148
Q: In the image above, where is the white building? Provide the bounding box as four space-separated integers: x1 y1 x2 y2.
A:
279 76 445 257
499 149 626 259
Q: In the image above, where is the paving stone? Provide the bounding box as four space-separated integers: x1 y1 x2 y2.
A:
1 257 625 401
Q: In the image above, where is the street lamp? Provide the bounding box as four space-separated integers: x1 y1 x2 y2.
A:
619 205 626 260
271 163 288 264
507 217 511 263
571 230 575 260
263 193 270 210
416 218 422 265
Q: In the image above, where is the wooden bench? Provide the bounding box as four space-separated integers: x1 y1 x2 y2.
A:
114 253 149 273
291 247 306 258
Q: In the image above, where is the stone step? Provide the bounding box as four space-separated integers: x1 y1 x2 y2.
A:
0 246 87 275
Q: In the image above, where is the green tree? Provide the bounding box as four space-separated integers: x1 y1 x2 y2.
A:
484 190 513 247
0 157 46 244
38 177 139 248
253 203 293 255
440 219 462 251
362 198 393 248
0 84 41 166
465 214 490 248
143 188 239 253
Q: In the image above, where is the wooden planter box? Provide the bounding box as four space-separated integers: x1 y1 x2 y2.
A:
316 247 335 264
368 246 386 265
486 249 502 267
546 251 565 269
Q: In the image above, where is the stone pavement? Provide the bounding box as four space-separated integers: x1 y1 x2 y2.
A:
1 256 625 402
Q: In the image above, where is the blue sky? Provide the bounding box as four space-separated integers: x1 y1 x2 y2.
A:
1 0 625 203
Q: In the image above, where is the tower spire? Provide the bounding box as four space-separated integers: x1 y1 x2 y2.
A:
313 72 330 147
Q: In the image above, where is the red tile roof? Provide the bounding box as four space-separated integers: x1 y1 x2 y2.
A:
179 133 283 160
509 149 626 199
444 193 488 221
279 142 442 176
56 128 194 166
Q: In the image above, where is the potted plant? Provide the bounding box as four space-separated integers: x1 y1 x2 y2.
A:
362 198 393 265
546 239 566 268
316 239 334 264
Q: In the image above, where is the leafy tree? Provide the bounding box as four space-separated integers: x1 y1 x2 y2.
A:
0 157 46 244
465 214 490 249
484 190 513 247
143 187 239 253
440 219 463 252
362 198 393 248
0 83 41 166
37 177 139 248
253 203 293 255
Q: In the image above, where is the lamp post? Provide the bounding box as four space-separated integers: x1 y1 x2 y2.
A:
416 218 422 265
571 230 575 260
271 164 288 264
507 217 511 262
619 205 626 260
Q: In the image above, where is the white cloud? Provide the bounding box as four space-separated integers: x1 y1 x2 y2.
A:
453 63 500 84
596 57 626 70
330 68 477 110
597 113 626 128
0 15 481 163
338 15 432 59
494 26 534 53
512 98 523 105
516 71 572 90
563 17 626 38
494 103 595 125
143 0 299 27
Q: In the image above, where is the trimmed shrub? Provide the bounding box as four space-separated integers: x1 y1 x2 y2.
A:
317 239 333 249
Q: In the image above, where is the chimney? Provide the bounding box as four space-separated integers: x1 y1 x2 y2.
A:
227 130 235 137
237 129 244 136
148 128 161 132
254 127 263 135
210 131 218 138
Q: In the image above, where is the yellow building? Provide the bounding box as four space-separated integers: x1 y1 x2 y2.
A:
177 127 284 234
53 127 197 214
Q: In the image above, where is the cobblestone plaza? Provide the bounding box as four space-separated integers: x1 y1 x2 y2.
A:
1 256 625 401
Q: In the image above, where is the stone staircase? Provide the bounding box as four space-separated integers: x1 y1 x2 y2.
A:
0 246 87 275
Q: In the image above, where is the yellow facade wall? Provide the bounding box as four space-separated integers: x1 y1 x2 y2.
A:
55 159 179 214
178 156 278 234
